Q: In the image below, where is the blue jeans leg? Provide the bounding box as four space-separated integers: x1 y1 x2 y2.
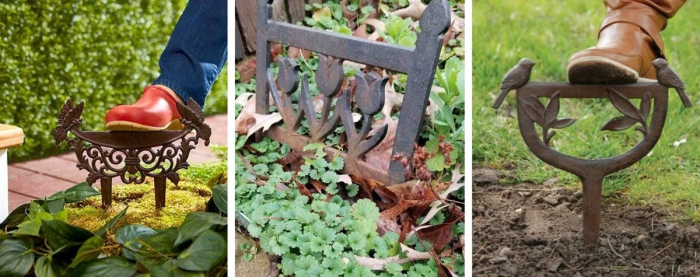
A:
152 0 228 110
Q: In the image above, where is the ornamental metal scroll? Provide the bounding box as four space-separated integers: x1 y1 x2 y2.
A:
255 0 451 184
493 58 691 246
53 98 211 210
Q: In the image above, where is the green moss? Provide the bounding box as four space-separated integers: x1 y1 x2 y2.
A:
66 180 211 246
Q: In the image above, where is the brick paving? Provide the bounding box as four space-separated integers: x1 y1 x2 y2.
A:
5 114 227 211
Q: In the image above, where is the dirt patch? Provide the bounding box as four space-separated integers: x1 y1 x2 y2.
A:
235 232 271 277
472 168 700 276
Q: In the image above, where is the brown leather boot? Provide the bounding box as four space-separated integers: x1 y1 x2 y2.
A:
567 0 685 84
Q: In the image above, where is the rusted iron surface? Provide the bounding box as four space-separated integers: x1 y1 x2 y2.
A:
255 0 450 184
494 58 689 246
54 98 211 209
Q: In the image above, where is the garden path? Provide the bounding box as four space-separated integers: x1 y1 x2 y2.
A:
7 114 227 211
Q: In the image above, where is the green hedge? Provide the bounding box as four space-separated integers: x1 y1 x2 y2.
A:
0 0 227 162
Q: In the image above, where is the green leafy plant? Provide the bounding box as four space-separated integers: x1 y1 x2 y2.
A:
235 137 455 276
422 56 465 177
379 15 417 47
303 3 352 35
239 242 259 262
0 177 228 277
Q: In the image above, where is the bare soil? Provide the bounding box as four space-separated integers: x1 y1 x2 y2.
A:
472 168 700 277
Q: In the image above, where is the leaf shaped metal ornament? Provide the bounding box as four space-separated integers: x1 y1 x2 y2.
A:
543 91 561 127
521 96 544 126
601 117 637 132
165 172 181 184
522 91 573 146
603 87 649 134
550 118 576 129
640 92 651 120
607 87 643 122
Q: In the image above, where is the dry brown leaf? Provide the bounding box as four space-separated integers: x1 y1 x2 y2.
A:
416 223 453 253
353 23 370 39
354 244 434 271
442 22 455 46
381 81 403 120
349 174 381 199
337 174 352 185
392 0 426 20
313 6 332 21
235 57 256 83
418 204 448 226
235 93 254 106
276 150 305 172
244 112 283 140
450 12 465 33
309 179 327 193
380 198 426 221
294 180 313 202
367 32 382 42
288 46 311 59
364 18 385 33
441 165 465 198
363 117 397 172
343 60 367 70
413 164 465 231
373 186 399 210
377 216 401 235
234 95 257 134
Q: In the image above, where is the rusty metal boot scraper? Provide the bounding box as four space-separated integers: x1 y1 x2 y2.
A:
53 98 211 210
493 58 691 246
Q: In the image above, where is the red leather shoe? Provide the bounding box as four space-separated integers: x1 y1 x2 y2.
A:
105 85 184 131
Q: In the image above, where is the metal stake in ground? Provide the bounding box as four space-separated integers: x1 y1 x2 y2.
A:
493 59 689 246
53 98 211 210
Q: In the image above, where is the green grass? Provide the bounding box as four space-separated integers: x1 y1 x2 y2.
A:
473 0 700 221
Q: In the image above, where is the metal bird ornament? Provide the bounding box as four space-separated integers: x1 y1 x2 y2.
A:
653 58 692 108
493 58 536 109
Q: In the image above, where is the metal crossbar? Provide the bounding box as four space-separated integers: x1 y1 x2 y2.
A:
254 0 451 184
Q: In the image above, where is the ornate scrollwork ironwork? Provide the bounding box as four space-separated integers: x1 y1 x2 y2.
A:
54 98 211 209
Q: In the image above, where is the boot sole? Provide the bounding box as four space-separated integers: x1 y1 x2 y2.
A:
106 120 184 131
567 57 639 84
